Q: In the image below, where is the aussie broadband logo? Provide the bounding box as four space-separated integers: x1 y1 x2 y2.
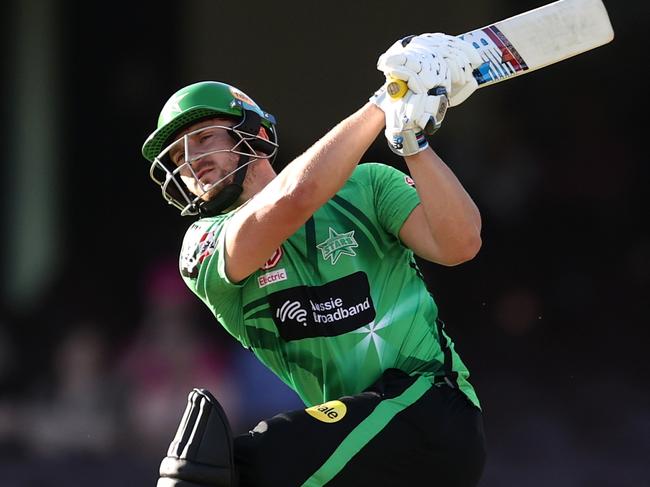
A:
310 297 371 323
268 272 375 341
276 296 372 326
276 299 308 325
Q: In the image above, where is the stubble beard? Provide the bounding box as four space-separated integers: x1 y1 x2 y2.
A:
194 153 240 201
200 173 234 201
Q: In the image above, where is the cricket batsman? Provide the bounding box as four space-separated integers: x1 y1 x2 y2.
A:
142 33 486 487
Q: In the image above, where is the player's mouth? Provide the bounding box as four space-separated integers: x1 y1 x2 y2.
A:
196 167 213 180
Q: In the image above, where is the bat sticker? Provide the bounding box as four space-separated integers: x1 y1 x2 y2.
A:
461 26 529 85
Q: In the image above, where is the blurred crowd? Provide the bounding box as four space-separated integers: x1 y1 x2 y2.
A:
0 259 304 486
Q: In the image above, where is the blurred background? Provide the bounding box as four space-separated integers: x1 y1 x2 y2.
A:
1 0 648 485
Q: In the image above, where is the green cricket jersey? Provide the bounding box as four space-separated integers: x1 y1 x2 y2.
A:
179 162 480 409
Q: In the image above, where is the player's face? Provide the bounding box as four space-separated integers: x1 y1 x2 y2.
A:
168 118 240 200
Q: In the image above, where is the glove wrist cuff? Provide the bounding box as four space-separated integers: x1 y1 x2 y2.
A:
369 88 387 110
387 129 429 157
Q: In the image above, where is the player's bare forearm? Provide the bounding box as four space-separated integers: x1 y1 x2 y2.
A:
280 102 385 211
224 102 385 282
253 102 384 223
400 147 482 265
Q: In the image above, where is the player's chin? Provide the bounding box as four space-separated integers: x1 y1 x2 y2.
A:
199 181 231 202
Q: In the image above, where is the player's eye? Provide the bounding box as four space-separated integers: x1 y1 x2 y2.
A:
172 152 185 165
199 131 215 143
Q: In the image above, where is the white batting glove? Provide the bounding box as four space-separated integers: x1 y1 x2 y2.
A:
371 86 449 157
377 41 452 96
402 33 484 106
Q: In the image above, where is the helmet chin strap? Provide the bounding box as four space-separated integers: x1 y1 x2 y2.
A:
197 110 266 217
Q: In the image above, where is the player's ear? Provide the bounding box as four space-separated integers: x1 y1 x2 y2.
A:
257 126 269 140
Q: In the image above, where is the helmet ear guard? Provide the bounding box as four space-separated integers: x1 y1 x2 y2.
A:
228 98 278 159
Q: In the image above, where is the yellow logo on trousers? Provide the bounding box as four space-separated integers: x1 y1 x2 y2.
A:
305 400 347 423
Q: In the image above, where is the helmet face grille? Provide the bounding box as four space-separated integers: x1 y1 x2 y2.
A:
148 122 279 216
144 108 225 162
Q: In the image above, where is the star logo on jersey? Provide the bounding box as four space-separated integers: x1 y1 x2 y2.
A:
316 227 358 265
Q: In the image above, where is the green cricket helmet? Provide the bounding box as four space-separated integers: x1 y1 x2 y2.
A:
142 81 278 216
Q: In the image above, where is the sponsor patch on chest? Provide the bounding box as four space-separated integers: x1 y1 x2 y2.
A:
180 226 217 279
257 268 287 288
267 271 375 341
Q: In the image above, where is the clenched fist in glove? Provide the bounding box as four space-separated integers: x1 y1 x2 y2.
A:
378 33 483 106
377 42 452 96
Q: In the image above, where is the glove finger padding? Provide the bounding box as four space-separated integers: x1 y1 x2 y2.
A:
379 45 452 95
378 52 407 71
404 92 443 131
403 92 428 131
385 66 428 94
448 37 484 69
403 55 424 74
376 37 414 71
445 48 471 84
408 33 482 67
416 57 444 93
406 35 452 55
401 33 484 106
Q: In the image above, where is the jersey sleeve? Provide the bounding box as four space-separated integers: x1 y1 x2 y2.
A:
362 162 421 237
179 215 247 340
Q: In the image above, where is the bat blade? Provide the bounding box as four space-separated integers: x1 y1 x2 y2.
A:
462 0 615 87
386 0 615 99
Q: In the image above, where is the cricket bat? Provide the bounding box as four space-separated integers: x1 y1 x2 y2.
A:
386 0 615 99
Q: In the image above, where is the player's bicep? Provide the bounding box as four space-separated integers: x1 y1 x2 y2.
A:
224 185 312 283
399 204 444 264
